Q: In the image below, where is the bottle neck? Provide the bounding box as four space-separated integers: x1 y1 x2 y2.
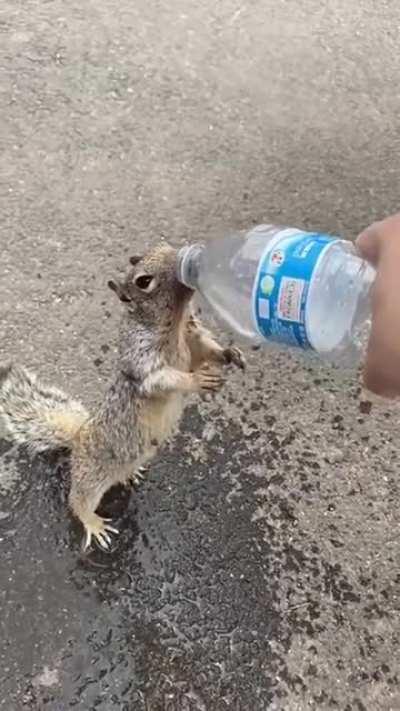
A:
176 243 204 289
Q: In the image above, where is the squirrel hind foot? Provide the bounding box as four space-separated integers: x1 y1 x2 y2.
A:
81 513 119 551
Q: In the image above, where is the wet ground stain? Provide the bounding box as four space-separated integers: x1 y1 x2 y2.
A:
2 322 400 711
1 409 285 710
2 370 400 711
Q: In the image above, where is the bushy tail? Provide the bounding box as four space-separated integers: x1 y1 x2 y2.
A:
0 364 89 454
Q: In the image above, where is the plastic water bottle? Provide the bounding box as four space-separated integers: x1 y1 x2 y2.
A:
176 225 376 363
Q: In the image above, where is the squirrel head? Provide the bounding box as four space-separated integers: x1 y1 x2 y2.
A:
108 243 193 328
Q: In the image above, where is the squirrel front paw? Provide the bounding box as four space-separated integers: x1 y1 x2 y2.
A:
193 366 224 393
222 346 246 370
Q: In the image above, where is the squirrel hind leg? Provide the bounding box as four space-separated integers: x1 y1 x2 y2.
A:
69 480 119 551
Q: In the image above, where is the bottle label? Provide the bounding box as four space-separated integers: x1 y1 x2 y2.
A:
253 230 338 349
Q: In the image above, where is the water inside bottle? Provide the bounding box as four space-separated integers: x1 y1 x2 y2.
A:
306 241 375 361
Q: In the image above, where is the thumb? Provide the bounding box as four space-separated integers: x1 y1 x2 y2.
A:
356 213 400 266
355 222 381 266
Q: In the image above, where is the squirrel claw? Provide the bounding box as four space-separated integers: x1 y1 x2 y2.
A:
129 466 148 487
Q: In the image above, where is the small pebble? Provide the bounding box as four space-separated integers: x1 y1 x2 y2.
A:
326 447 344 464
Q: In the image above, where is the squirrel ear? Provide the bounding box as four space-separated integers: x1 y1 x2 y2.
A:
129 255 142 266
107 279 131 303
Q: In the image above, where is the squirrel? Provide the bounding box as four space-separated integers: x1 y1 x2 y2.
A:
0 243 245 550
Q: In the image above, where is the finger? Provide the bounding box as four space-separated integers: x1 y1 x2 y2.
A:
200 364 211 372
201 383 221 392
356 213 400 266
203 376 224 385
84 531 92 551
355 223 382 266
203 382 224 391
233 351 246 370
97 533 110 550
104 524 119 535
102 531 112 546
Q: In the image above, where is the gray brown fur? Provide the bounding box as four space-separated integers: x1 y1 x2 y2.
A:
0 243 245 549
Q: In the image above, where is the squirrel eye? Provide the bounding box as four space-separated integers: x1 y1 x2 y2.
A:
135 274 155 291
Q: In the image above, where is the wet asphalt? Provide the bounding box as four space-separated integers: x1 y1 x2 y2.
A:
2 0 400 709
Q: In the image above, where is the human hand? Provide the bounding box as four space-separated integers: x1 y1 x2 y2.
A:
356 214 400 397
